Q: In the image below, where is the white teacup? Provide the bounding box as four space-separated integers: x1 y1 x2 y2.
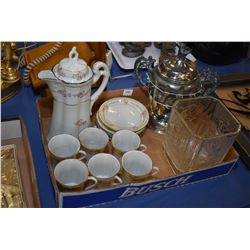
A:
112 130 147 157
48 134 86 161
121 150 159 181
79 127 109 160
88 153 123 186
54 159 97 190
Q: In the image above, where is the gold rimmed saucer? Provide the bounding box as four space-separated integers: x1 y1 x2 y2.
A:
98 97 149 132
96 110 146 137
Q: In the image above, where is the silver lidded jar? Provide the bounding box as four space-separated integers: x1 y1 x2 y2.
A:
134 42 219 134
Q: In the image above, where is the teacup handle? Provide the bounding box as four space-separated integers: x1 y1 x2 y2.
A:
77 150 87 161
151 166 159 176
139 144 147 152
85 176 98 190
111 176 123 186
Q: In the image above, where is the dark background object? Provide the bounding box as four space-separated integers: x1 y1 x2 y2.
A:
186 42 249 65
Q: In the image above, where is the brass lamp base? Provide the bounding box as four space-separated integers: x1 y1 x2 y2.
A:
1 67 20 83
1 78 21 103
1 42 21 103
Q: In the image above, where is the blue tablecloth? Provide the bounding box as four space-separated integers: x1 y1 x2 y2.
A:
2 52 250 208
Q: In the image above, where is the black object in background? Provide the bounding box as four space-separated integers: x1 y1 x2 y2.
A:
186 42 249 65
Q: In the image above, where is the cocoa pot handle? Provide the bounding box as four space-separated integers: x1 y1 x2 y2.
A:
134 56 155 87
90 61 110 113
200 68 219 96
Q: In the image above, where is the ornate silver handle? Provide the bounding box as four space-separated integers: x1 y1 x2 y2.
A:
199 68 219 96
134 56 155 87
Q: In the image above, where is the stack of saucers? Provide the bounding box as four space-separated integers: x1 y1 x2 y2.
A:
96 97 149 138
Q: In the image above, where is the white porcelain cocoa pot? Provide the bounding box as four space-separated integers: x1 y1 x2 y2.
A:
38 47 110 141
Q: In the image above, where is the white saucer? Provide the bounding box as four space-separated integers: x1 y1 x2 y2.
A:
96 111 146 138
98 97 149 132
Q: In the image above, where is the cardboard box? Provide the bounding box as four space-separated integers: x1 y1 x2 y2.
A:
37 87 239 208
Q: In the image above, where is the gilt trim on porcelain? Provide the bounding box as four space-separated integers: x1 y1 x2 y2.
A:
98 97 149 132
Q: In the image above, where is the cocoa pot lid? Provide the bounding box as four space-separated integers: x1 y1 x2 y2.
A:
54 47 93 84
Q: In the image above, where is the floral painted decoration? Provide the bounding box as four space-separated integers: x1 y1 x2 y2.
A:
56 89 90 98
73 72 85 81
58 67 66 78
58 66 85 81
140 110 147 118
75 119 87 127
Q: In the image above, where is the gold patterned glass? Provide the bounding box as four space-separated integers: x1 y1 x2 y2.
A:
1 145 25 208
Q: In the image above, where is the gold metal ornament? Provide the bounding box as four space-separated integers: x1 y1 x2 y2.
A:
1 42 21 103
